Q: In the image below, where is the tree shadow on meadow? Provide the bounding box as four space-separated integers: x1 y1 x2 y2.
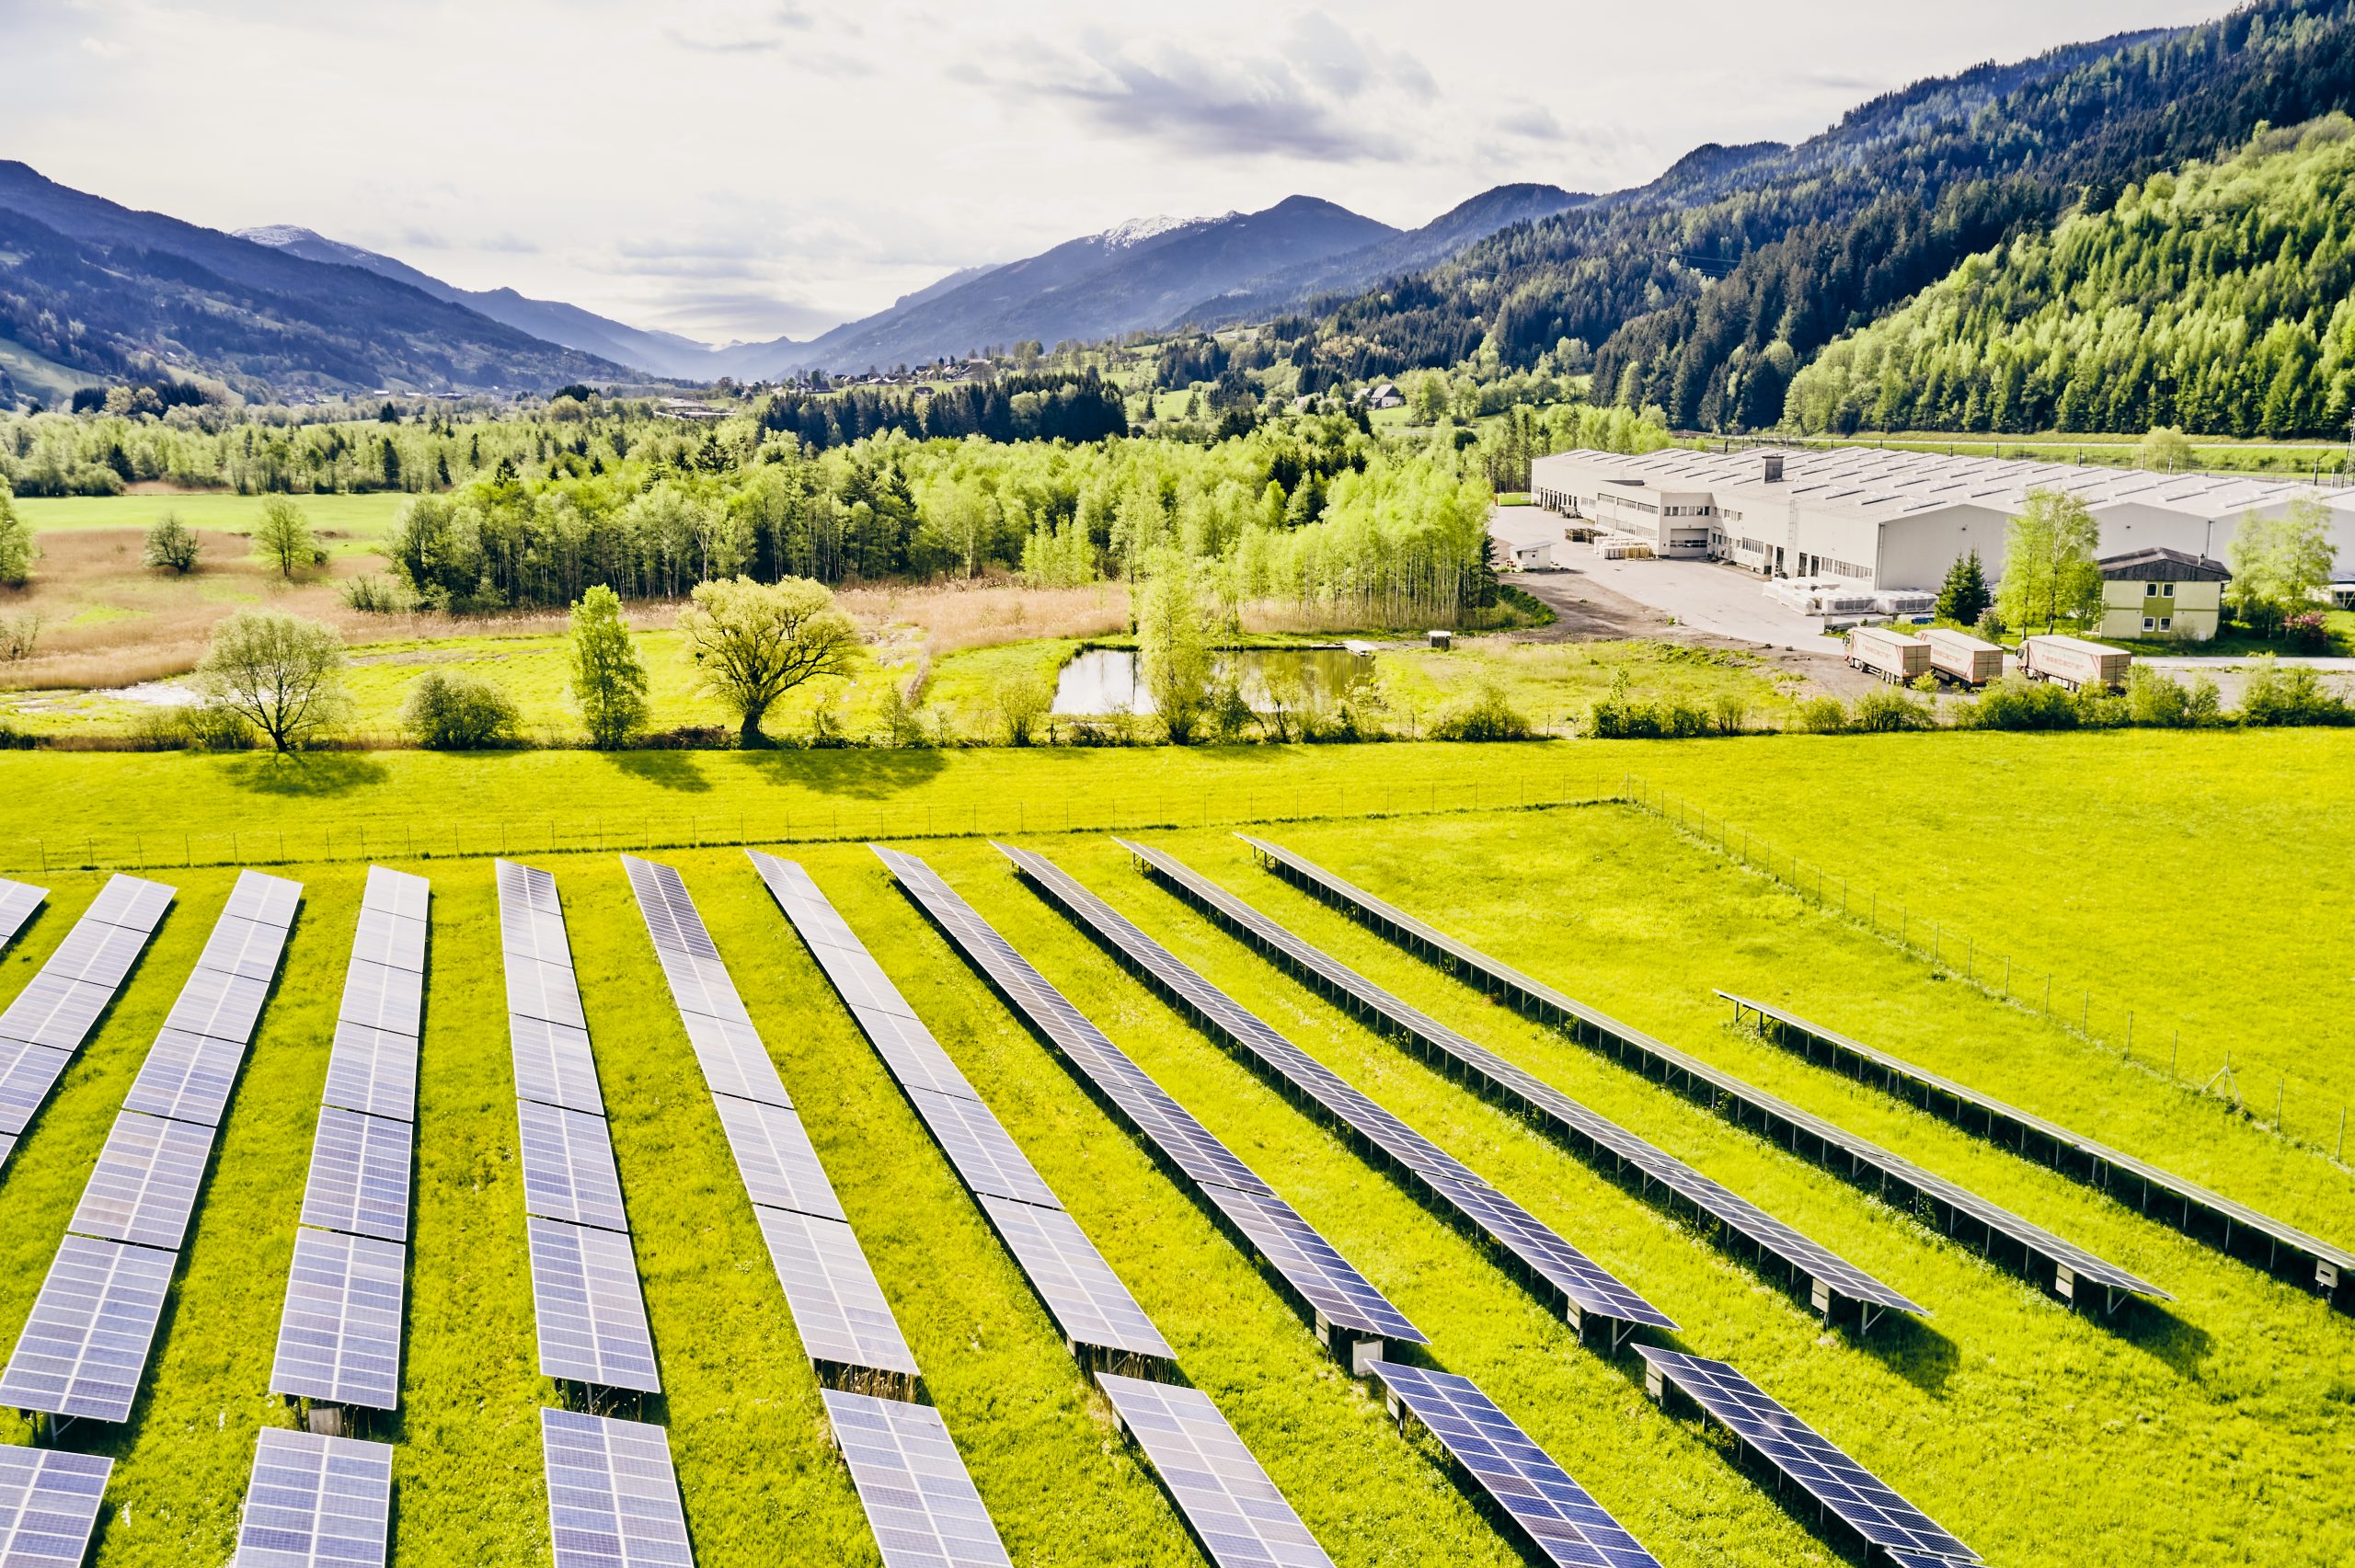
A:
600 750 716 793
224 751 392 797
745 744 949 800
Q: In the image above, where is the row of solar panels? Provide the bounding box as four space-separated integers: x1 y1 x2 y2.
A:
1717 990 2355 1310
1 872 301 1432
0 874 175 1172
637 853 1014 1568
1017 841 1683 1344
1242 834 2166 1311
0 876 46 953
862 846 1702 1568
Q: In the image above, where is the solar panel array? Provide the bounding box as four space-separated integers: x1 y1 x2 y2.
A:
1122 841 1922 1322
1005 842 1672 1340
231 1425 393 1568
869 845 1420 1354
1717 990 2355 1310
0 1444 112 1567
0 872 173 1172
1240 836 2167 1310
0 876 45 952
541 1407 694 1568
1096 1374 1335 1568
1637 1347 1980 1564
498 861 660 1397
0 870 297 1425
624 855 920 1383
822 1391 1016 1568
1369 1360 1660 1568
269 868 425 1421
751 850 1170 1368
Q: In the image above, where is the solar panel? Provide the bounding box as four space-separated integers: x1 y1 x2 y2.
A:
504 955 587 1032
166 964 273 1046
1243 837 2152 1313
350 907 427 975
121 1027 247 1127
510 1016 604 1116
81 875 174 937
299 1108 415 1244
0 1037 73 1139
746 852 861 954
526 1217 661 1393
71 1110 213 1250
1126 841 1922 1320
0 878 47 953
821 1389 1014 1568
843 1006 980 1103
0 1133 13 1167
1095 1372 1333 1568
975 1195 1174 1364
0 1446 111 1567
1369 1360 1660 1568
0 1232 176 1422
496 859 561 912
232 1427 393 1568
320 1022 419 1124
339 959 423 1036
517 1099 630 1233
541 1408 693 1568
752 1205 922 1378
906 1087 1062 1209
1637 1348 1979 1563
678 1013 791 1109
224 870 303 931
362 865 430 924
268 1227 407 1410
30 919 153 990
0 973 116 1053
711 1095 844 1220
1004 844 1680 1334
876 843 1422 1350
653 949 752 1025
201 916 294 982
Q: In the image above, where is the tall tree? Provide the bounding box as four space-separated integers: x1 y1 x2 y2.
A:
0 482 31 588
195 610 349 752
2227 498 2338 635
678 576 861 745
252 497 316 579
1998 488 2103 634
1137 551 1213 744
143 512 201 575
569 585 649 749
1935 549 1991 625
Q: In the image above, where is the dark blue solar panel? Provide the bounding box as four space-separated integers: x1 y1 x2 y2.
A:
0 1445 111 1567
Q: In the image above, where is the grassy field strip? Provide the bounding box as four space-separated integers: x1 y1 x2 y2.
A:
15 493 412 540
1174 816 2353 1567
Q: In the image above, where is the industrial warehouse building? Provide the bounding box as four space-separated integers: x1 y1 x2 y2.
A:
1529 446 2355 592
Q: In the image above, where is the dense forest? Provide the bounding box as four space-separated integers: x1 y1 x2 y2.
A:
1782 119 2355 437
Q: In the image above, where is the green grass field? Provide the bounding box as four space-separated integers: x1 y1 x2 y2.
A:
14 491 411 546
0 734 2348 1566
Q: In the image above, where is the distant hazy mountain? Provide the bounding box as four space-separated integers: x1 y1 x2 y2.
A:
1183 183 1591 326
238 224 727 380
768 197 1399 376
0 163 621 395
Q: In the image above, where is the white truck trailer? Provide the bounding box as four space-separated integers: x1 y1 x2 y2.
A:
2019 635 2131 692
1922 628 2005 688
1847 625 1931 682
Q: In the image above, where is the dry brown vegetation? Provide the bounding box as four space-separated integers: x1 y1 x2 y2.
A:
836 578 1132 654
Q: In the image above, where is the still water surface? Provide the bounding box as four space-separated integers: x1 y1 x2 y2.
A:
1051 647 1374 715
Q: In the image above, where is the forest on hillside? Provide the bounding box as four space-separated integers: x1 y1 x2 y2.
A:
1781 118 2355 438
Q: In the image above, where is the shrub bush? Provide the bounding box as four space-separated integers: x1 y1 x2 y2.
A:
341 573 414 613
398 670 523 750
1793 696 1850 733
2238 655 2354 727
1430 681 1534 741
1854 689 1934 732
1709 692 1749 736
1963 676 2081 730
2283 611 2330 654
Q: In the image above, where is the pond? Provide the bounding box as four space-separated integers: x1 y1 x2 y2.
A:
1051 646 1375 715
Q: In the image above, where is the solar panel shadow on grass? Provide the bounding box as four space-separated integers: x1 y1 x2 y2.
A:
867 845 1420 1370
1637 1346 1981 1565
1120 839 1924 1331
1718 990 2354 1313
0 871 297 1429
0 872 174 1170
1239 835 2167 1318
1005 841 1674 1348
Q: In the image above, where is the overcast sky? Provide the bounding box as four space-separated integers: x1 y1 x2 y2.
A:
5 0 2225 346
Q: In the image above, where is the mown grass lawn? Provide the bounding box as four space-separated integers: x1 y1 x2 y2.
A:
0 729 2346 1565
16 492 411 546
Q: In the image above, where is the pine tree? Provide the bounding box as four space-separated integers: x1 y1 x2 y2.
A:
1936 549 1991 625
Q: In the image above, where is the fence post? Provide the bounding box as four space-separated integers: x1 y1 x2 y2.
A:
2081 991 2090 1032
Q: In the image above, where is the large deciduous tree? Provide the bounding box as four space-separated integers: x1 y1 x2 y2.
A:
252 497 316 579
2227 498 2337 636
569 584 650 749
678 576 861 745
1137 551 1212 744
1998 488 2102 634
195 610 349 752
0 481 32 587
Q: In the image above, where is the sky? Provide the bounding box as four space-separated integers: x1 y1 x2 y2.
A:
4 0 2228 346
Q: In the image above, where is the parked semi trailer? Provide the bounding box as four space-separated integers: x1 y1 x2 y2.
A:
1847 624 1931 682
2020 635 2131 692
1923 628 2005 687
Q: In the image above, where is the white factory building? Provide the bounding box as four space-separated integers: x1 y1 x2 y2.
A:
1528 446 2355 590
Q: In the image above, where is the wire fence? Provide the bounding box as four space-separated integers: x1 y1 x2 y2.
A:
0 772 1617 879
1619 773 2349 1167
